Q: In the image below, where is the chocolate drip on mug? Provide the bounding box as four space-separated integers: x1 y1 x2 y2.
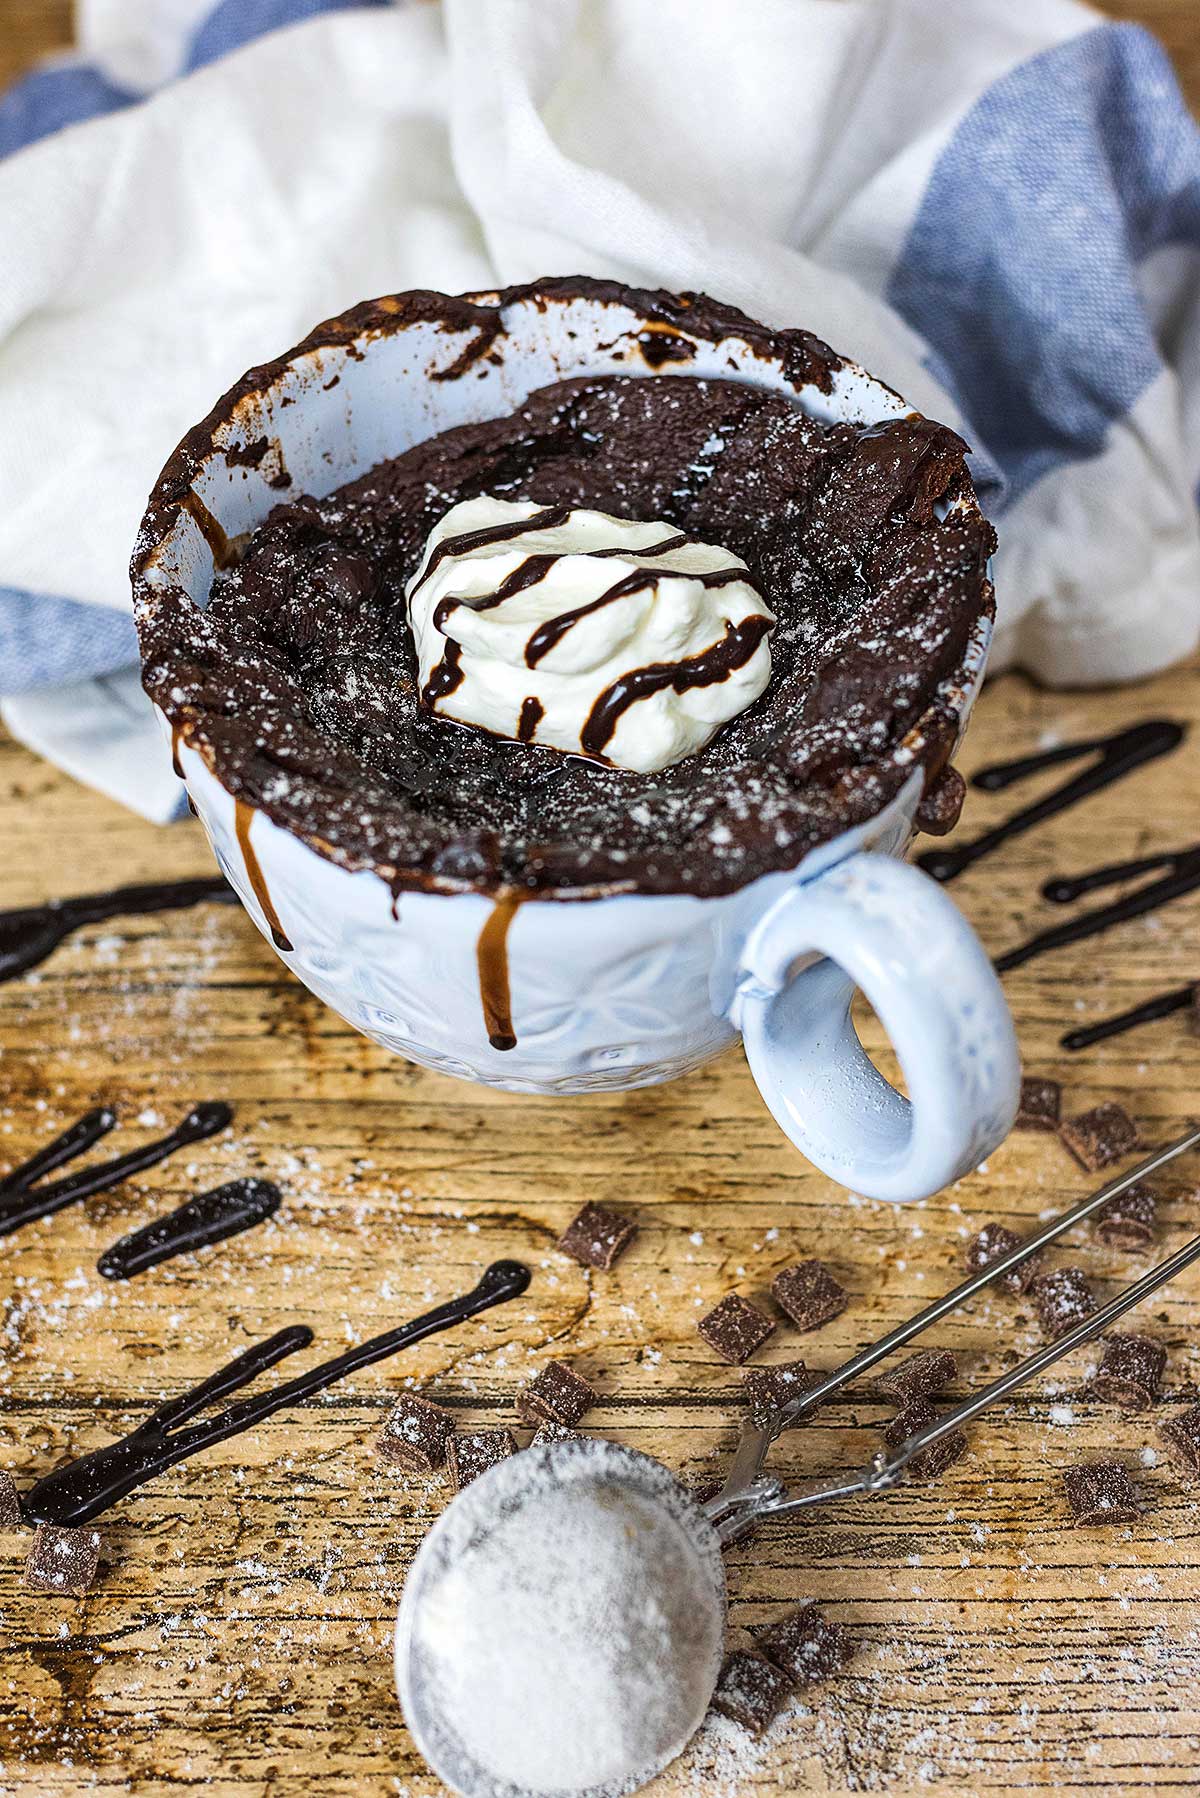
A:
233 800 292 952
0 1102 232 1237
23 1259 532 1525
919 720 1185 882
181 490 242 571
995 844 1200 973
1061 983 1196 1052
0 876 234 985
477 896 522 1051
517 697 544 744
97 1177 282 1280
170 723 185 779
581 614 773 758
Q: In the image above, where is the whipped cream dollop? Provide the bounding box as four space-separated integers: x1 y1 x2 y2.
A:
404 496 774 774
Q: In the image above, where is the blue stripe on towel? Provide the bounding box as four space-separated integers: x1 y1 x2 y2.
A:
0 589 140 696
889 24 1200 508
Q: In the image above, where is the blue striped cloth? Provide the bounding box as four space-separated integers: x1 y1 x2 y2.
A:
2 1 1199 784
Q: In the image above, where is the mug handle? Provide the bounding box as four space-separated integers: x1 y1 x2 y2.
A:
733 851 1020 1202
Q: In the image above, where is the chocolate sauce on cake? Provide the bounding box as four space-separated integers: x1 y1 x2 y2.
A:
136 279 994 899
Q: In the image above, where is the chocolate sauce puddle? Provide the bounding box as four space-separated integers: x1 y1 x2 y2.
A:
995 844 1200 974
24 1258 531 1525
0 1103 231 1237
581 614 772 757
477 896 522 1051
233 800 292 952
0 876 234 985
918 720 1185 882
1061 983 1196 1052
98 1177 282 1280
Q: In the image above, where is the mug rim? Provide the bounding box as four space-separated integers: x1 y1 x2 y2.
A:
132 276 994 905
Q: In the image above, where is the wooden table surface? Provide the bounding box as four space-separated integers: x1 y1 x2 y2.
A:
2 6 1200 1798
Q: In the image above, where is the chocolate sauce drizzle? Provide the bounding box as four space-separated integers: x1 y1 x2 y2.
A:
0 876 234 985
0 1103 231 1238
23 1258 531 1525
995 845 1200 974
97 1177 282 1280
581 614 773 757
1061 982 1196 1052
517 697 544 744
477 897 522 1051
233 800 292 952
918 720 1185 882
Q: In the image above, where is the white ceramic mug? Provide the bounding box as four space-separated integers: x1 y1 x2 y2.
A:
136 284 1020 1202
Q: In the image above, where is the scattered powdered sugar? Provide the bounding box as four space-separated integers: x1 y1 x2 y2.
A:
404 1442 724 1795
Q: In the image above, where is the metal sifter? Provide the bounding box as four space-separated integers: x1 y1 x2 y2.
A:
395 1124 1200 1798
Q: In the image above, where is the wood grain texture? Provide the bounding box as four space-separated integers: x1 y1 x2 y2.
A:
1 3 1199 1797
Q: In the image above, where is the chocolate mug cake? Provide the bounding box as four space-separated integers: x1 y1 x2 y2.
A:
137 280 992 900
133 278 1016 1200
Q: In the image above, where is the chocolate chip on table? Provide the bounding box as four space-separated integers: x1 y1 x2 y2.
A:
447 1429 517 1492
1096 1181 1158 1250
697 1294 776 1365
1089 1333 1166 1411
771 1260 847 1332
25 1524 101 1595
710 1650 793 1733
879 1399 968 1481
1060 1101 1140 1172
965 1222 1042 1295
874 1349 957 1407
516 1359 596 1428
741 1361 822 1427
1158 1404 1200 1476
376 1392 454 1471
1015 1076 1062 1132
1031 1266 1095 1340
0 1471 23 1531
557 1201 638 1271
1063 1461 1140 1526
755 1602 857 1685
529 1421 582 1447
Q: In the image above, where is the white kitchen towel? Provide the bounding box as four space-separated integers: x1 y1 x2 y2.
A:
2 0 1198 820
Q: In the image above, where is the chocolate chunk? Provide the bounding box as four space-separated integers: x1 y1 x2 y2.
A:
710 1650 793 1733
1060 1101 1140 1172
742 1360 822 1427
529 1421 583 1447
879 1399 967 1481
376 1392 454 1471
755 1602 856 1685
1089 1332 1166 1411
25 1524 101 1595
1064 1460 1140 1526
0 1471 24 1531
1015 1076 1062 1132
1031 1266 1095 1340
965 1222 1042 1295
1159 1404 1200 1476
874 1349 957 1406
1096 1181 1158 1250
447 1429 517 1491
557 1201 638 1270
771 1260 847 1332
517 1359 596 1427
697 1294 775 1365
915 765 966 836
